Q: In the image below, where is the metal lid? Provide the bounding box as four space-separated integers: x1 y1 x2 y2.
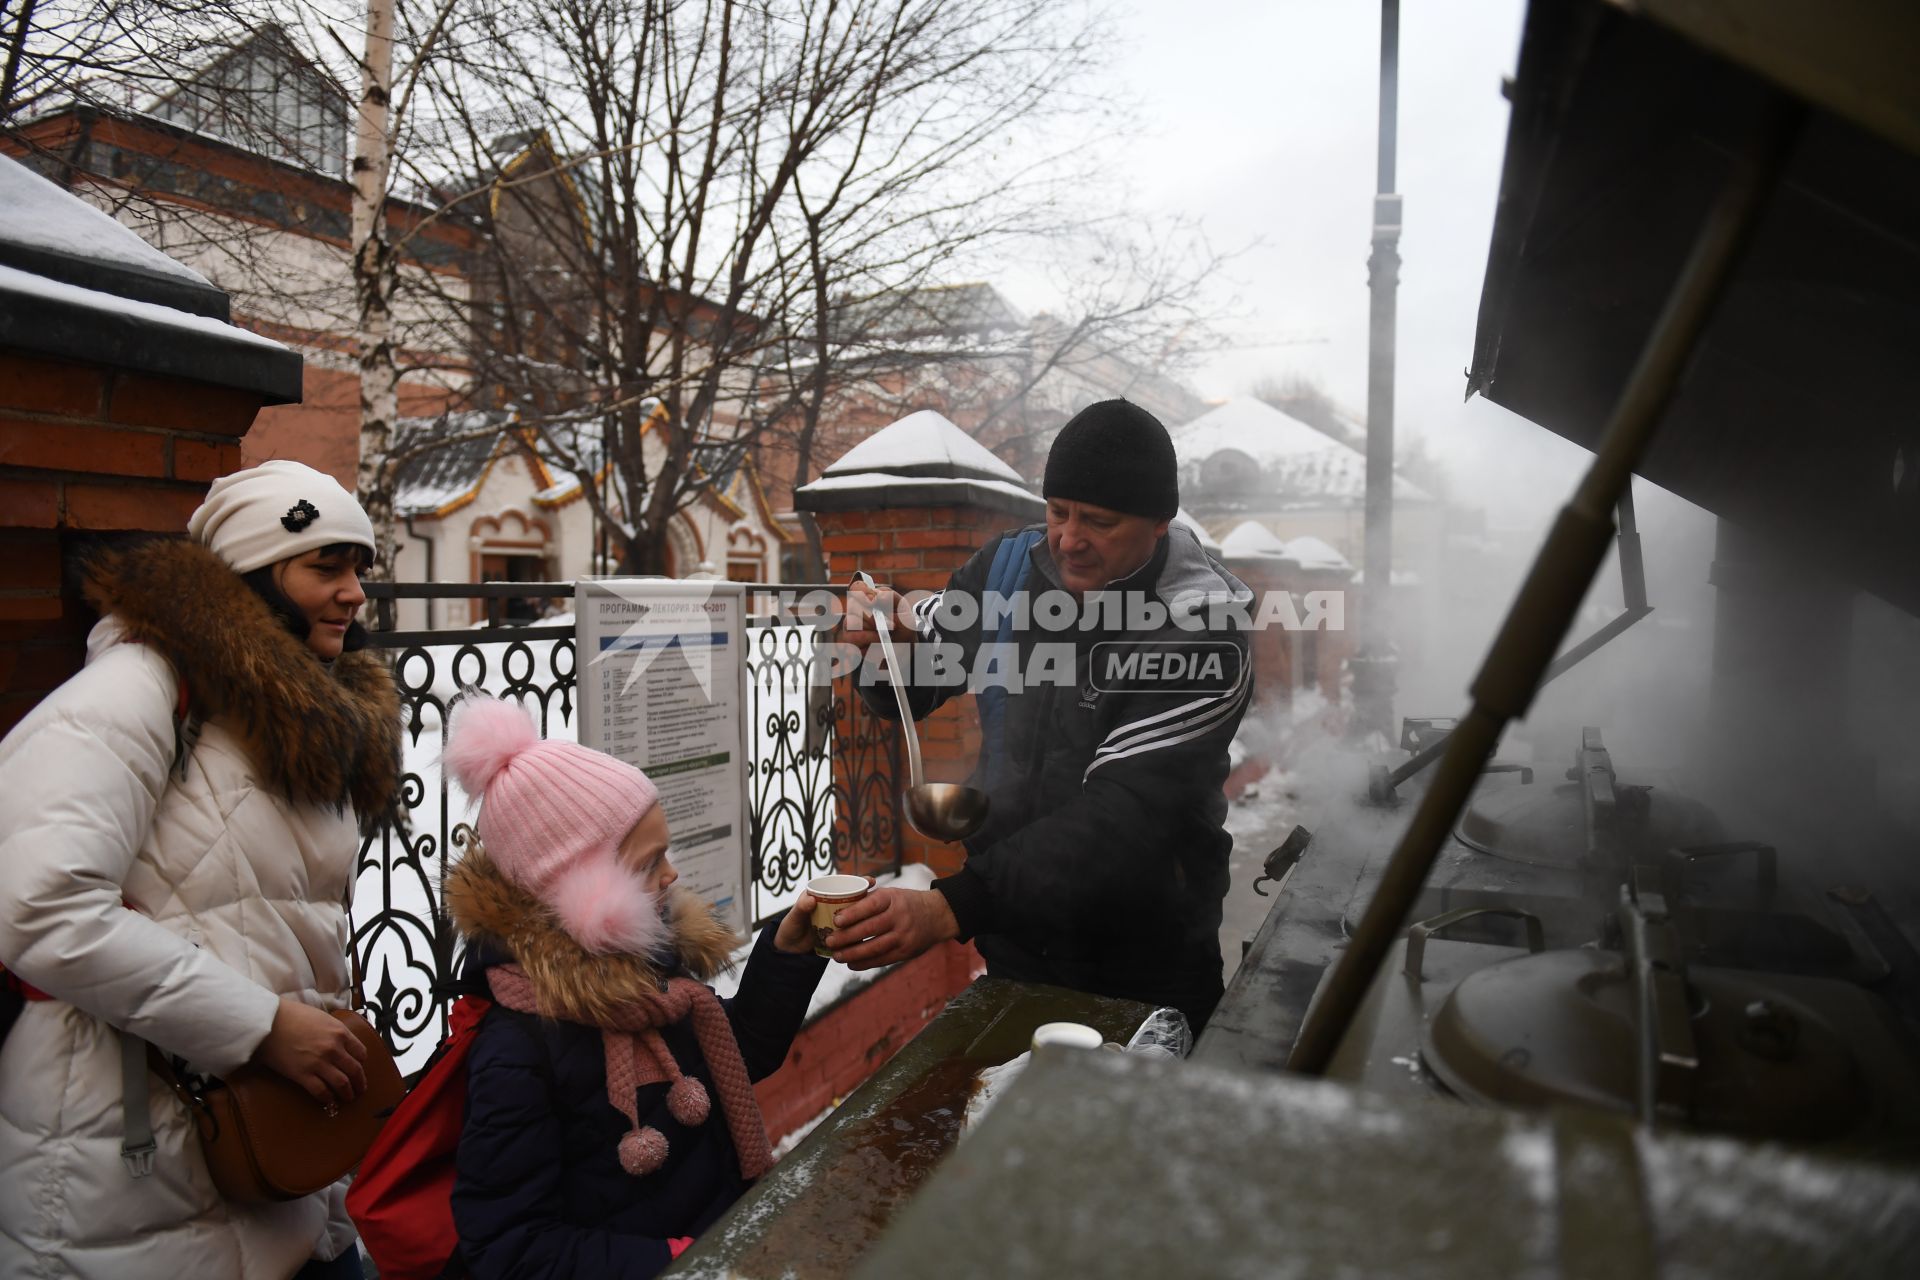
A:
1421 950 1868 1140
1456 780 1722 867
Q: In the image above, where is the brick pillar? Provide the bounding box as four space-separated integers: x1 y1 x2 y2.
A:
1221 554 1294 713
813 504 1015 876
795 409 1045 879
0 350 265 733
1304 566 1357 695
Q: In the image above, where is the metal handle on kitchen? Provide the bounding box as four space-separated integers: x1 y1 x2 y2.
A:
1403 906 1545 981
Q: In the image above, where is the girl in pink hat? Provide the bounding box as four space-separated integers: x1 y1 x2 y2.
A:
439 695 825 1279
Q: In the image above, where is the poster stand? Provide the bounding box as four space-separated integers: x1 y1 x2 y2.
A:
575 578 750 934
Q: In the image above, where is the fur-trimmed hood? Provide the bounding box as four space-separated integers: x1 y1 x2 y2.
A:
84 538 402 819
446 846 741 1026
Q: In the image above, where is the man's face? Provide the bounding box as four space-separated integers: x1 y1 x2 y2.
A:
1045 498 1170 596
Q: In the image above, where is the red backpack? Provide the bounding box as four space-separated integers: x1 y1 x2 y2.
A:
347 994 491 1279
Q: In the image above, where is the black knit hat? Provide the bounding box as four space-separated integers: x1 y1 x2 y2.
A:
1043 399 1179 520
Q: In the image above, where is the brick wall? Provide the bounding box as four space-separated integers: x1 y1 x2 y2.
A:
1302 568 1356 696
754 940 985 1146
0 348 262 733
1222 558 1295 712
245 363 461 491
815 503 1012 877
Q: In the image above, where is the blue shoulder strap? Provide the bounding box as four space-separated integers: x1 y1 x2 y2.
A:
976 530 1042 791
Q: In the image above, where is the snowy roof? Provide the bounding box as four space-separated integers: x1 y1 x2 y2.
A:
1218 520 1294 560
0 153 228 321
394 412 515 515
1172 397 1434 504
1172 508 1221 553
0 257 299 401
0 263 285 353
1176 398 1340 464
0 153 297 400
0 155 210 289
1284 535 1352 572
822 409 1026 484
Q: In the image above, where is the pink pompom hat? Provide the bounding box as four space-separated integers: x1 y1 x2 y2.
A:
443 695 667 957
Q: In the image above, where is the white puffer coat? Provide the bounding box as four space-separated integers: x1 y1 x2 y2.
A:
0 540 401 1280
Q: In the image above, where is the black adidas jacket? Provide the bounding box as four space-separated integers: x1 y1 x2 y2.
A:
859 523 1253 1030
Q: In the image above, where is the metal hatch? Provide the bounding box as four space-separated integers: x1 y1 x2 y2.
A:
1465 0 1920 614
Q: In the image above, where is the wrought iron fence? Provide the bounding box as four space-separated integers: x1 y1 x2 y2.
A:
351 581 901 1067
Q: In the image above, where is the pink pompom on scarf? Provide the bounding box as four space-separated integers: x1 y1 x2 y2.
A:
485 965 772 1181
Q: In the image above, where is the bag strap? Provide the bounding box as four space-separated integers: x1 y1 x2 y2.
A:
976 530 1041 795
120 1031 158 1178
168 671 196 781
116 677 196 1178
122 1035 213 1179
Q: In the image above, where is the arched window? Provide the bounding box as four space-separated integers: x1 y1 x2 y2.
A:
1200 448 1263 498
727 525 769 583
664 513 706 578
469 509 552 623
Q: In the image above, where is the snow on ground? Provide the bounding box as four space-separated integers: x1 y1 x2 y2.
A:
771 1102 838 1160
1225 770 1301 847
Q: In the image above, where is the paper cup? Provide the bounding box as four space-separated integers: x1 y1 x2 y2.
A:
1031 1022 1104 1051
807 874 873 958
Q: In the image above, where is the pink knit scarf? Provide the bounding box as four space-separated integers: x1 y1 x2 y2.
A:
485 965 773 1181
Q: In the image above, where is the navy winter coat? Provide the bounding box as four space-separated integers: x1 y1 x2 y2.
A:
859 524 1253 1029
450 924 824 1279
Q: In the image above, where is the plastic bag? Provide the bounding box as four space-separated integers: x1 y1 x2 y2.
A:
1123 1007 1192 1060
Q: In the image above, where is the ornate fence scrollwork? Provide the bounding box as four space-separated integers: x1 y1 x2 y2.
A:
352 582 902 1068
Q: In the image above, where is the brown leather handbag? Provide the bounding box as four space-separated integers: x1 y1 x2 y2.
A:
155 1009 405 1202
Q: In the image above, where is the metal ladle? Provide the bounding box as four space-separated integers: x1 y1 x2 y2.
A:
856 572 990 843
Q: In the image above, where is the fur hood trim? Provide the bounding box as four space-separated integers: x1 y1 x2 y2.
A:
446 846 742 1026
84 538 402 819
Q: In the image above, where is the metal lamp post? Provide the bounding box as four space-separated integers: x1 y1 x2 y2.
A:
1352 0 1402 741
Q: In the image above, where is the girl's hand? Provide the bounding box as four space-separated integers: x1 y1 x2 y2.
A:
255 997 368 1105
774 893 819 955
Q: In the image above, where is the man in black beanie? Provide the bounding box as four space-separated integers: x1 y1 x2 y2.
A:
834 399 1253 1033
1038 398 1181 595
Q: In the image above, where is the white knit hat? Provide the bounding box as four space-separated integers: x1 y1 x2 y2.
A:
186 460 376 574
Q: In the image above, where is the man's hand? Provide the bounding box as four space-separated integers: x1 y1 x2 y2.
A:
773 892 819 955
255 997 368 1106
842 577 914 649
826 887 959 970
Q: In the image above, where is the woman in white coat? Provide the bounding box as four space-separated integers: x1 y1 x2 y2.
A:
0 461 402 1279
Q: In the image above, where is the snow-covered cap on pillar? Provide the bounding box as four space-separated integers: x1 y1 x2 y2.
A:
795 409 1043 519
1217 520 1298 563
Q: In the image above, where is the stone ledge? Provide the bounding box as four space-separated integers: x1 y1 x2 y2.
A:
795 473 1043 520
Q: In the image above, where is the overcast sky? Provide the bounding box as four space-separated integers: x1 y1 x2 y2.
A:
1000 0 1613 526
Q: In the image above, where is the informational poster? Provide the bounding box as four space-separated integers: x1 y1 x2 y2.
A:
576 579 750 935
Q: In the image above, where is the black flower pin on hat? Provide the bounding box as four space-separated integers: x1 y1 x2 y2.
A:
281 499 321 533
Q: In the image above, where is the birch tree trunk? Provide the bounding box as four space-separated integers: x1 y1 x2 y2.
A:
351 0 399 585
